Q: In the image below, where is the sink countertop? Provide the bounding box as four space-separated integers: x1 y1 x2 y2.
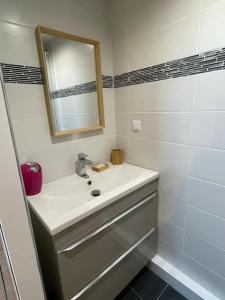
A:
28 163 159 236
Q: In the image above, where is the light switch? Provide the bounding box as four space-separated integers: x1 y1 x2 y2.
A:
132 120 141 132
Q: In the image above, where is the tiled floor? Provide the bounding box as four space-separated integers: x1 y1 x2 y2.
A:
116 267 187 300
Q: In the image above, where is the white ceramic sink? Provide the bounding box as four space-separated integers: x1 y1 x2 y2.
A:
28 163 159 235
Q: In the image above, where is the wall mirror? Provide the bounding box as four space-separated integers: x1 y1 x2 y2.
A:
35 26 105 137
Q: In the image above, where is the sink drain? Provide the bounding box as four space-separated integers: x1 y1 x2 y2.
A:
91 189 101 197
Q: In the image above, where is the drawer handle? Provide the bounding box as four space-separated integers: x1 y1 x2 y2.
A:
58 192 156 254
70 227 156 300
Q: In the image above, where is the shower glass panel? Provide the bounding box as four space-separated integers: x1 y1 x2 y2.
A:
0 229 17 300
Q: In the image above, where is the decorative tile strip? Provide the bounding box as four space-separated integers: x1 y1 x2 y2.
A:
1 63 43 84
102 75 114 88
53 81 97 98
2 47 225 89
52 75 114 98
0 63 113 97
114 47 225 88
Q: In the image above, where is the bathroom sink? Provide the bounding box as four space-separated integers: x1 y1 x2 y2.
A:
28 163 159 235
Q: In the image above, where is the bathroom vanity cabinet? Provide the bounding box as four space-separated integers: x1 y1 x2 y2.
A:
30 179 158 300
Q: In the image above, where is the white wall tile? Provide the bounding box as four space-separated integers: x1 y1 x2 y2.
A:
159 171 188 202
158 194 186 227
103 114 116 137
103 88 115 114
116 136 130 162
59 113 99 131
129 14 199 70
182 255 225 299
190 147 225 185
184 231 225 279
156 142 191 175
201 0 224 8
129 77 194 112
152 0 200 29
201 0 223 8
75 136 116 164
157 238 182 270
6 84 47 120
68 0 109 18
187 177 225 219
0 0 68 30
114 87 129 113
67 6 112 47
185 207 225 250
115 113 129 136
193 70 225 111
58 94 99 114
129 113 155 139
13 118 52 154
130 138 158 170
130 112 192 144
127 0 200 40
22 141 75 182
131 140 191 174
158 218 184 250
101 45 114 75
191 112 225 149
199 1 225 52
110 13 128 44
0 23 39 66
113 41 129 74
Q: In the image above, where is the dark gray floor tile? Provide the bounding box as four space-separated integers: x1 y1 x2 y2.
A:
130 267 167 299
159 286 187 300
115 286 140 300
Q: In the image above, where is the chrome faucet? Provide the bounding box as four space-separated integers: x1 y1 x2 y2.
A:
75 153 93 178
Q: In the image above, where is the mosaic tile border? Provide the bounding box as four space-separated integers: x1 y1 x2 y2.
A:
1 63 43 84
52 75 113 98
2 47 225 90
114 47 225 88
53 81 97 98
0 63 113 97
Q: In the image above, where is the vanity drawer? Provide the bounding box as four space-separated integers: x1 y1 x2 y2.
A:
80 230 157 300
56 193 157 300
54 180 158 250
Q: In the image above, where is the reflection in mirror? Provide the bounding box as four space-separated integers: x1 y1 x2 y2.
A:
36 27 105 136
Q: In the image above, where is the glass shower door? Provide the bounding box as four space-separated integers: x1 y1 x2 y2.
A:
0 231 17 300
0 263 7 300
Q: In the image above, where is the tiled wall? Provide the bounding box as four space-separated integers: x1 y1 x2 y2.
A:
110 0 225 298
3 0 225 298
0 0 116 183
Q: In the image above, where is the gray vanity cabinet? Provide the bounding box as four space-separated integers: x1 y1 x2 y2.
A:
30 179 158 300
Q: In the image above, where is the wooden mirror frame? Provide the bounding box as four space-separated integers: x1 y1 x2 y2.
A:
35 26 105 137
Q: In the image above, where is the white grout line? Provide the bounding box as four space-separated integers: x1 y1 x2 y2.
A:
201 0 225 9
184 229 225 254
156 284 168 300
184 203 225 223
196 1 202 54
184 253 225 281
130 12 201 43
159 228 225 282
129 285 143 300
0 18 35 29
127 135 225 153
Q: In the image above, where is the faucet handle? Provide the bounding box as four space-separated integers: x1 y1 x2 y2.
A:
78 153 88 160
